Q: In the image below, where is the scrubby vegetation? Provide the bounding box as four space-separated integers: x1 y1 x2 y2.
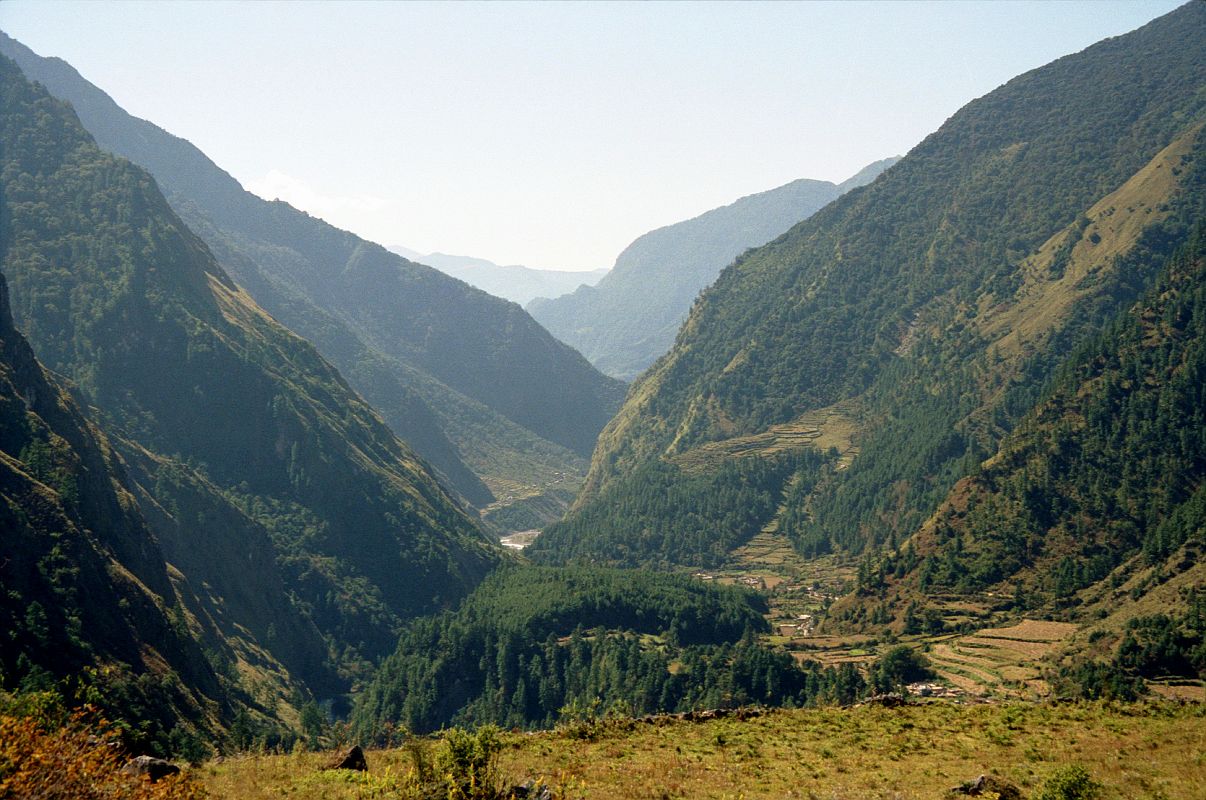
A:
206 702 1206 800
1033 764 1103 800
0 705 207 799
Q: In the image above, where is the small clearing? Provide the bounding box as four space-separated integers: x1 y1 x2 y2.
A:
671 402 860 474
499 529 540 550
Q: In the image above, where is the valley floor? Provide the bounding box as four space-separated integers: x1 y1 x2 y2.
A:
202 701 1203 799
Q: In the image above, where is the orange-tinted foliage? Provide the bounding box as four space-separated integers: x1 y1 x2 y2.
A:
0 712 206 799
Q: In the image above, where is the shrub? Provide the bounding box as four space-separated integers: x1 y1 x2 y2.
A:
1034 764 1102 800
0 711 206 799
1051 661 1144 701
436 725 502 800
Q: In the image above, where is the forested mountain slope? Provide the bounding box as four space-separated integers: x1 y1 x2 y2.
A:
527 158 897 380
0 54 498 702
0 269 236 753
0 31 625 518
834 225 1206 635
531 3 1206 570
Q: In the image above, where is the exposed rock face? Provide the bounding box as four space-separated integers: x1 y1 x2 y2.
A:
323 745 368 771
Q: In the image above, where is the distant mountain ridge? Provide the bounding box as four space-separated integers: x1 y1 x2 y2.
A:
388 246 608 305
0 31 625 526
527 158 899 380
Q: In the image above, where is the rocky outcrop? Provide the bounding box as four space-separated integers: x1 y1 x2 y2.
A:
122 756 181 782
948 774 1023 799
323 745 368 771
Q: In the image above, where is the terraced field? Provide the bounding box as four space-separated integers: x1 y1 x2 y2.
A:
916 621 1079 699
685 470 1117 704
710 529 857 640
705 529 1056 694
716 529 1081 698
670 403 860 474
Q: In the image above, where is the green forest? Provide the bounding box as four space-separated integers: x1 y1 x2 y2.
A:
352 566 873 737
530 449 831 567
886 225 1206 605
1 4 1205 787
565 3 1206 575
0 49 496 731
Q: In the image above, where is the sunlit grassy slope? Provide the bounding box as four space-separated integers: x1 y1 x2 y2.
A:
201 701 1204 799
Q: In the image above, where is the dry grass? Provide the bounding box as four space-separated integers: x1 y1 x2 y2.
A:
977 621 1079 642
974 125 1197 359
920 621 1079 699
670 403 860 475
200 702 1205 800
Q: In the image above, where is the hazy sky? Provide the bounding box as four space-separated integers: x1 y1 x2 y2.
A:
0 0 1185 271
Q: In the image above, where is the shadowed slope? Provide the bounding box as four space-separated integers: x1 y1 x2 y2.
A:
0 55 499 688
0 30 624 511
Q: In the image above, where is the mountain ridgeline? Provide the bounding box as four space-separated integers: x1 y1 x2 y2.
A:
531 2 1206 594
0 52 499 728
3 1 1206 762
527 159 898 381
0 30 625 523
389 246 608 306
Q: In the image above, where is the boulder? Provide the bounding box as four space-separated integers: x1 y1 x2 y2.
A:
323 745 368 771
948 774 1023 799
861 692 908 707
512 779 554 800
122 755 180 782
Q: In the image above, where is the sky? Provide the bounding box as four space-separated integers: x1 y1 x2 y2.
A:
0 0 1186 271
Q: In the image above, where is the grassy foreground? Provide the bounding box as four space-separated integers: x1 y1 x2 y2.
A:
201 701 1204 799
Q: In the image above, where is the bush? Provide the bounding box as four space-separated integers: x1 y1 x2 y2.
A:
1034 764 1102 800
0 712 205 799
557 697 635 741
1051 661 1145 701
436 725 502 800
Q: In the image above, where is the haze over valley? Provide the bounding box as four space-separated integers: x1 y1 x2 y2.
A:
0 3 1202 798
